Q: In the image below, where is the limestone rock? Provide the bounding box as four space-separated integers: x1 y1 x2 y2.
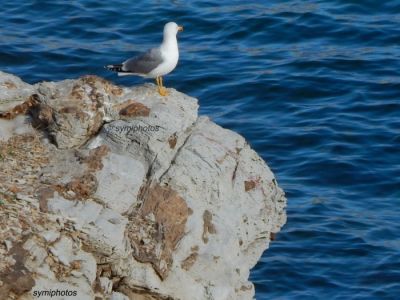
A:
94 152 146 214
0 71 36 110
30 75 123 148
0 71 287 300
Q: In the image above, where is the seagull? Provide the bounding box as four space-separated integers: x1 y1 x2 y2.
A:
105 22 183 97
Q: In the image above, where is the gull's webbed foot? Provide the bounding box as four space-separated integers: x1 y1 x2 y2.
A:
157 76 168 97
158 87 169 97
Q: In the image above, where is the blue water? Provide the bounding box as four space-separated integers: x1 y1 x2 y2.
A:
1 1 399 299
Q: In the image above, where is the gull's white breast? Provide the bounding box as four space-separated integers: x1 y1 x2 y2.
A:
148 41 179 78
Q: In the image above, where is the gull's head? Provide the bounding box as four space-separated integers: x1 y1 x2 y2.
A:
164 22 184 37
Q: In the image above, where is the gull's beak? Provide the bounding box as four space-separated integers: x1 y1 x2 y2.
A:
178 26 184 32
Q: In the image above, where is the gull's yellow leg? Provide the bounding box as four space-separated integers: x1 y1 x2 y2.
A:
158 76 168 96
155 76 161 92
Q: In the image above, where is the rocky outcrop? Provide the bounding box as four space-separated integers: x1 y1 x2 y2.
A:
0 71 287 300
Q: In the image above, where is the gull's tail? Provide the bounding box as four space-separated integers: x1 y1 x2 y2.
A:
105 64 123 72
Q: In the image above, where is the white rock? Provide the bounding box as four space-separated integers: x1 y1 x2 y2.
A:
110 292 130 300
49 236 74 266
4 240 12 252
40 229 60 243
49 236 97 284
0 71 36 105
66 190 76 198
70 270 83 277
120 117 286 300
91 85 198 179
78 252 97 285
94 152 146 214
99 276 113 294
84 208 129 257
30 276 94 300
0 72 287 300
47 194 103 230
0 115 34 142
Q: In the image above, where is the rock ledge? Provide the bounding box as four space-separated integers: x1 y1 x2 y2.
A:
0 71 287 300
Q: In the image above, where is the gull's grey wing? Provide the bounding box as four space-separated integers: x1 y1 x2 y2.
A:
122 48 163 74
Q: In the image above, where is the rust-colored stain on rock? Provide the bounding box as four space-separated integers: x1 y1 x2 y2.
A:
118 284 175 300
127 183 190 280
0 94 40 120
41 146 109 201
240 285 252 291
3 81 17 89
58 106 88 122
81 145 110 171
63 173 98 199
202 210 217 244
181 246 199 271
0 134 50 200
58 106 80 114
37 187 55 213
168 133 178 149
35 104 54 127
244 180 256 192
70 85 85 101
8 184 20 194
117 100 150 118
71 75 123 101
0 242 35 299
87 112 104 137
70 260 82 270
81 75 123 97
